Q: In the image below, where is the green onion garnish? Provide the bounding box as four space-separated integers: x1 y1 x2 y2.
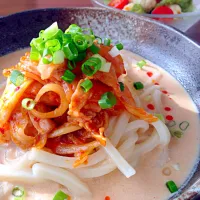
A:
61 70 76 83
42 22 59 40
99 62 111 73
53 190 69 200
119 82 125 91
84 35 94 48
73 34 88 51
22 98 36 110
30 37 45 53
42 48 53 64
65 24 82 34
98 92 117 109
81 57 101 76
30 47 40 61
116 43 123 50
133 82 144 90
137 60 147 69
179 121 189 131
104 38 111 46
170 130 183 139
63 42 78 61
92 54 106 66
89 43 100 54
167 120 176 127
45 39 61 53
63 34 73 45
155 114 165 123
12 186 25 197
80 79 93 92
166 180 178 193
74 51 87 62
68 60 76 70
53 50 65 64
95 36 102 44
10 70 24 87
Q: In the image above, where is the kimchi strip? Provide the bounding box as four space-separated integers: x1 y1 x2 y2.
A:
0 78 34 127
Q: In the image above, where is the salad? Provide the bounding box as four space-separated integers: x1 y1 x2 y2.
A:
106 0 194 15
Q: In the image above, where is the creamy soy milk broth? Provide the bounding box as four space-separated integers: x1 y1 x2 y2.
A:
0 49 199 200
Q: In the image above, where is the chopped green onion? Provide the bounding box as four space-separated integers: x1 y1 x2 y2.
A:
53 190 69 200
170 130 183 139
179 121 189 131
30 47 40 61
42 56 53 64
98 92 117 109
63 34 73 45
167 120 176 127
84 35 94 48
73 34 88 51
68 60 76 70
137 60 147 69
155 114 165 123
45 39 61 52
89 43 100 54
65 24 82 34
99 62 111 73
166 180 178 193
109 46 120 57
81 57 101 76
63 42 78 61
104 38 111 46
116 43 123 50
80 79 93 92
12 186 25 197
133 82 144 90
39 30 44 38
30 37 45 53
53 50 65 64
22 98 36 110
74 51 87 62
131 4 145 14
61 70 76 83
42 48 53 64
95 36 102 44
10 70 24 86
43 22 59 40
92 54 106 67
119 82 125 91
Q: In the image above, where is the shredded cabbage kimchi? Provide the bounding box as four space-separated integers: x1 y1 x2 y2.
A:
0 23 157 167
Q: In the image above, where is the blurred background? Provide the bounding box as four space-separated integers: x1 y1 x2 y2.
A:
0 0 199 42
0 0 92 15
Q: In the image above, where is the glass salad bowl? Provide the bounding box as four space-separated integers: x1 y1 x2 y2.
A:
91 0 200 32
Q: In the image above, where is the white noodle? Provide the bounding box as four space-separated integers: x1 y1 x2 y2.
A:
140 85 161 99
151 120 171 146
125 120 149 134
29 148 107 169
32 163 92 198
110 111 131 146
104 139 136 178
0 164 44 184
152 89 163 113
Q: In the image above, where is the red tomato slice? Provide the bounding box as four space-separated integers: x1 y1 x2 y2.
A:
152 6 173 14
108 0 129 9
